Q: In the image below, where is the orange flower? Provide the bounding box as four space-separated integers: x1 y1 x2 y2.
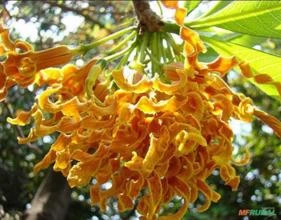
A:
180 26 206 57
0 25 77 100
3 46 75 87
161 0 178 9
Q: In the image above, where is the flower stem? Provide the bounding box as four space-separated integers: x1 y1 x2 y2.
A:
103 38 137 62
79 26 136 54
116 44 136 69
164 32 181 55
103 46 131 62
107 30 137 54
138 32 149 63
161 22 180 34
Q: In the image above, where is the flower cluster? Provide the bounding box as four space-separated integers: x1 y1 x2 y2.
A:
2 1 281 219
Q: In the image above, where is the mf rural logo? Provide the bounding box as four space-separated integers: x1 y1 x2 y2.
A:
238 207 276 217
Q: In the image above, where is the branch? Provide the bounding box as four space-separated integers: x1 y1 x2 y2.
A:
23 169 71 220
1 0 12 22
132 0 164 32
46 1 111 32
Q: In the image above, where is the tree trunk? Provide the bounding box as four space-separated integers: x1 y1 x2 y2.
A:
23 170 71 220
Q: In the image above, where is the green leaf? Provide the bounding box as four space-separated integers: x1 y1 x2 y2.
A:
184 0 201 14
230 34 267 48
203 37 281 97
198 0 233 19
188 1 281 39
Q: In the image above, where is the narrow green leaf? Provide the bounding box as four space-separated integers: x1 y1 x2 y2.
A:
184 0 201 14
203 37 281 97
198 0 233 19
230 35 267 48
188 1 281 39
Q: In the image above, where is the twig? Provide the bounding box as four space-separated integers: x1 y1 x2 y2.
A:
46 1 111 32
1 0 12 21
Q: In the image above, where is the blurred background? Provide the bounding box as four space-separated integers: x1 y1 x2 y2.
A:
0 1 280 219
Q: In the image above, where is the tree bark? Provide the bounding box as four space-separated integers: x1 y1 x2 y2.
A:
23 170 71 220
132 0 163 32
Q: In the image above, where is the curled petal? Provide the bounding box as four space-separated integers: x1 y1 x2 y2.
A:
232 148 251 166
0 66 6 89
207 56 237 77
212 147 231 166
38 86 61 112
180 27 206 56
57 117 80 133
60 97 82 120
81 116 115 129
51 134 71 152
67 146 108 187
15 40 33 52
196 179 212 212
112 69 152 93
166 157 182 178
90 184 100 205
147 174 163 217
237 96 254 122
118 194 134 212
254 74 273 84
37 67 63 86
218 122 233 140
175 8 187 25
239 62 253 78
127 174 144 198
34 150 56 173
177 157 193 181
181 91 204 119
125 151 144 171
164 62 184 80
227 176 240 191
134 96 181 114
160 177 190 220
153 69 187 95
175 130 207 155
197 179 221 212
54 150 70 171
161 0 178 9
219 164 240 190
212 94 233 121
7 109 32 126
143 127 169 175
89 101 116 117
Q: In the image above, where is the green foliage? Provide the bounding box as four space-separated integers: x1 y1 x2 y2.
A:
189 1 281 38
184 0 201 14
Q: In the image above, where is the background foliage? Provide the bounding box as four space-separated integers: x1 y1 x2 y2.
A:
0 1 280 219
